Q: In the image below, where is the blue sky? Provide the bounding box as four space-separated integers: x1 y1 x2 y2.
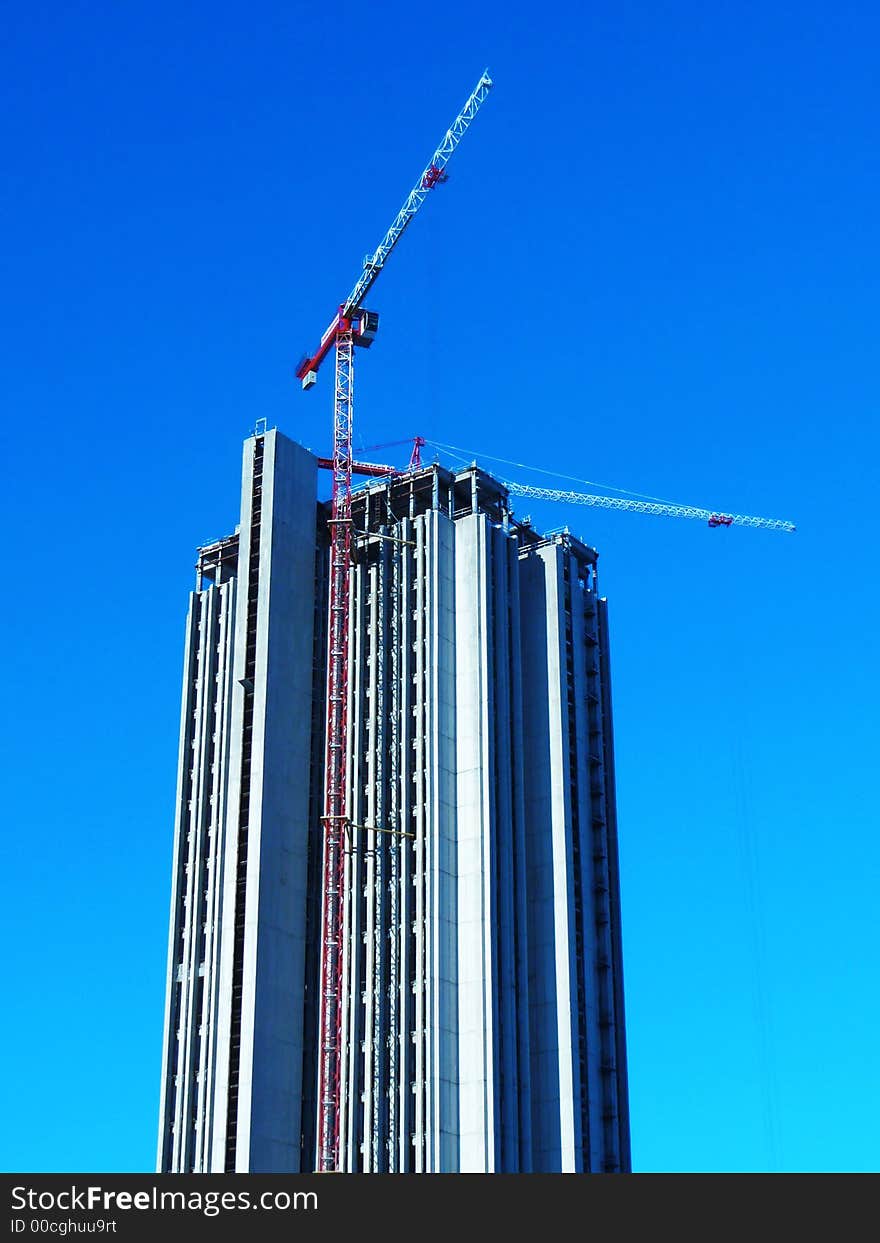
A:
2 0 877 1173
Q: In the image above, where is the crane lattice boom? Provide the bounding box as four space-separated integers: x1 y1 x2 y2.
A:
504 481 796 533
343 72 493 317
296 71 493 390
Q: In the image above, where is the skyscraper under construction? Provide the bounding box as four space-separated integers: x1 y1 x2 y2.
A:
157 425 630 1174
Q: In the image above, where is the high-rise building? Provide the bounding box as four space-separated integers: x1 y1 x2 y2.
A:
157 426 630 1174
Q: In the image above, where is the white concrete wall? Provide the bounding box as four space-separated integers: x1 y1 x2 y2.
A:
212 430 317 1172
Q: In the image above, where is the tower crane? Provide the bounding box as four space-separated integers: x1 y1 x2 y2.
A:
296 71 493 1174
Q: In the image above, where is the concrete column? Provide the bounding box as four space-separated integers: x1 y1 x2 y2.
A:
424 510 459 1171
213 430 318 1173
454 513 495 1172
519 542 578 1172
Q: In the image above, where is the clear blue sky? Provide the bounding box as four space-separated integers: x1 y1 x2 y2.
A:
2 0 877 1173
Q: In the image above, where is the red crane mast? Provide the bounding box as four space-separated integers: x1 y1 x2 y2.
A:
297 71 493 1173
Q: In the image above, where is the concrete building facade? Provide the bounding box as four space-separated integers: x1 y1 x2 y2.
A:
158 427 630 1174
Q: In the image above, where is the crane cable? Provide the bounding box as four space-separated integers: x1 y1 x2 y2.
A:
424 437 702 508
423 438 795 532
